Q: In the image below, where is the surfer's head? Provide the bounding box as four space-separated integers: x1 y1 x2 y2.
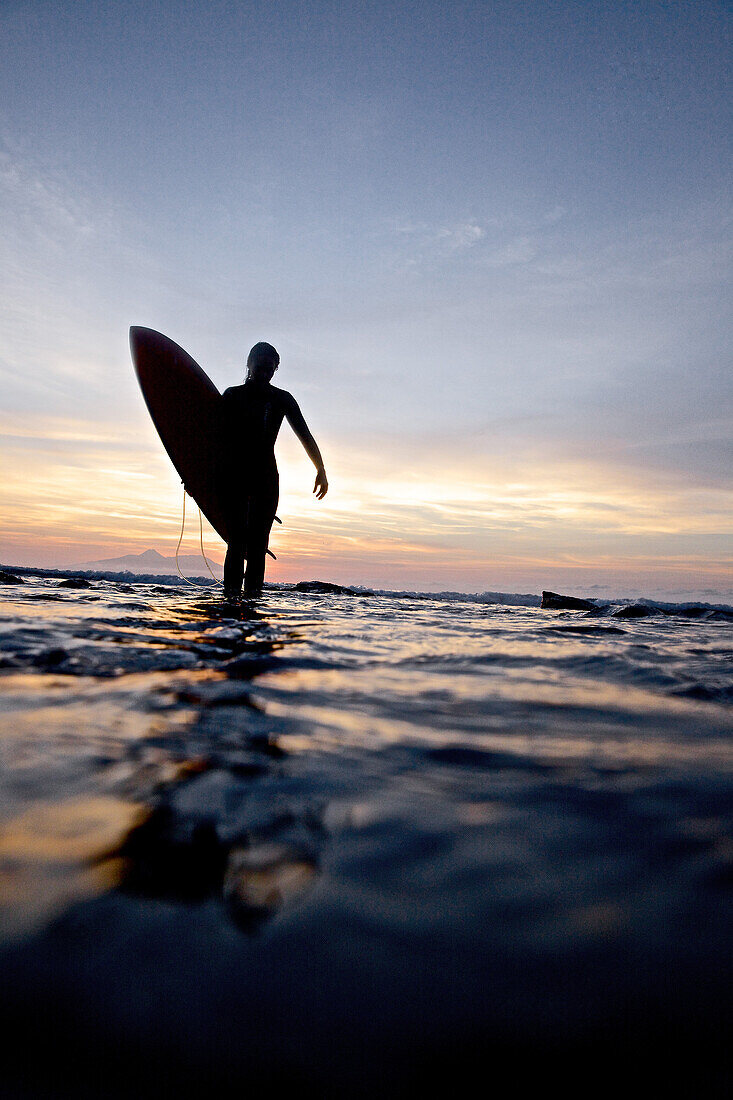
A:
246 341 279 381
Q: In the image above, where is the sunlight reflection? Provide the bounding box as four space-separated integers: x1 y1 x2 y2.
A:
0 796 147 941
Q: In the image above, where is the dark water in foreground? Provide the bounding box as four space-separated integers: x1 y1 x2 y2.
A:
0 573 731 1096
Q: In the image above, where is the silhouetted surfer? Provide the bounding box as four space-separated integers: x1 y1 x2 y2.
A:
220 341 328 598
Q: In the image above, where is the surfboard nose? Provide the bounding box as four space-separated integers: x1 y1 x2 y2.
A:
129 326 149 356
130 326 165 367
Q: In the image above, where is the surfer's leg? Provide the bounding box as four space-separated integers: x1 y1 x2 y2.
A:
243 480 278 596
242 516 268 594
224 508 248 599
223 541 245 599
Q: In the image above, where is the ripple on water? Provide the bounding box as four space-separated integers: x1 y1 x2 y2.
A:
0 575 731 1093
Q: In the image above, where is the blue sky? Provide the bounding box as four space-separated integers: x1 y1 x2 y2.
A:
1 1 731 596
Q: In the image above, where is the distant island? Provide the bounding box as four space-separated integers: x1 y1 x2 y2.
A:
74 548 223 579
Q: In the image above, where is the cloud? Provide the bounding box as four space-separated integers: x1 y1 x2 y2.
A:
1 143 730 595
435 221 485 250
0 148 150 409
543 205 566 224
0 149 97 237
483 234 536 266
391 217 486 265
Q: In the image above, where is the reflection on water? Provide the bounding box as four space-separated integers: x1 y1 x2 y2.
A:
0 573 731 1093
0 796 146 941
118 796 320 932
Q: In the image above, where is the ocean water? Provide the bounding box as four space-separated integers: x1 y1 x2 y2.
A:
0 571 731 1095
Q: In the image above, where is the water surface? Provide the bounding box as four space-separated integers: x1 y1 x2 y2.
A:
0 574 731 1095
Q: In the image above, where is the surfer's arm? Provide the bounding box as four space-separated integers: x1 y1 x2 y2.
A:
283 395 328 499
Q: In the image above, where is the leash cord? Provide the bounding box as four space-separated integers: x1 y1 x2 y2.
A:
174 487 280 585
175 487 222 588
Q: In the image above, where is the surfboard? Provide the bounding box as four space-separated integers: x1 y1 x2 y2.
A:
129 327 230 543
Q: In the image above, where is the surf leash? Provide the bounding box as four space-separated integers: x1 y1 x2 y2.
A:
175 486 222 588
198 502 223 583
175 487 280 583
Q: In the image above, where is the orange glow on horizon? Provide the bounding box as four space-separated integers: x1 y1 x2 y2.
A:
2 413 731 596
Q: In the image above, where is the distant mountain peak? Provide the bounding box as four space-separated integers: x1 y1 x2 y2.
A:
73 548 222 577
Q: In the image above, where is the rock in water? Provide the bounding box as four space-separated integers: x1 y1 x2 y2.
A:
294 580 374 596
0 570 24 584
58 577 94 588
541 591 597 611
612 603 663 618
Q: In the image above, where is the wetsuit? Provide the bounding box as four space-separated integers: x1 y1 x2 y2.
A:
220 381 289 595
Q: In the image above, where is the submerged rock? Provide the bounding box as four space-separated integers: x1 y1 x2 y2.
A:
58 577 94 588
0 570 24 585
541 591 597 611
223 653 281 679
294 580 374 596
612 603 663 618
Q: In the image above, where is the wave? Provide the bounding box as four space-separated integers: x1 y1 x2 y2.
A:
369 587 542 607
2 563 214 587
3 564 731 616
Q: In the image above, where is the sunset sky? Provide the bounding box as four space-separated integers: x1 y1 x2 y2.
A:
1 0 731 598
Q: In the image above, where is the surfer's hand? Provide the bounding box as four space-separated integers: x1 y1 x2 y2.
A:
314 468 328 500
